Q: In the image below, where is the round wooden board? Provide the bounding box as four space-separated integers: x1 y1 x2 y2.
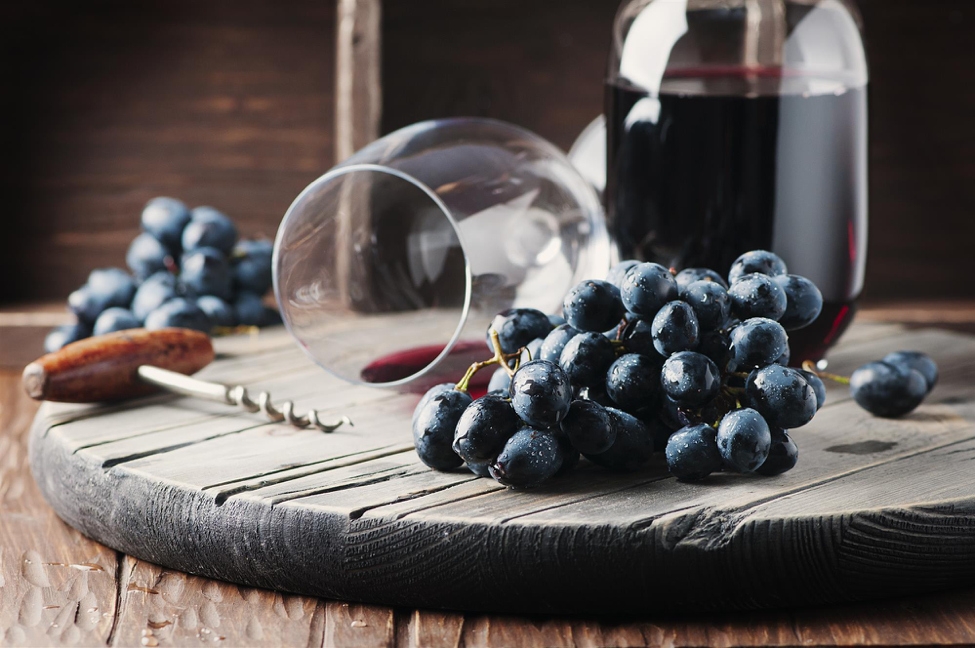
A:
28 324 975 615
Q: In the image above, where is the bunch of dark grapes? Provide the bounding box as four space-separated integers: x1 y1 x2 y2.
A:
44 197 280 353
412 249 939 489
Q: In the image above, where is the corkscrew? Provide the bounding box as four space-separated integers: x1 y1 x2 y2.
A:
135 365 352 432
22 328 352 433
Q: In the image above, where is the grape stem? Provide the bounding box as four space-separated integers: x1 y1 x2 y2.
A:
455 328 524 393
802 360 851 386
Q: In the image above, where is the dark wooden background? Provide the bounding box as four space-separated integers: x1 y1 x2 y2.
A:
1 0 973 304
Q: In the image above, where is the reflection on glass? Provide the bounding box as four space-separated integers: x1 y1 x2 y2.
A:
274 118 610 390
604 0 869 364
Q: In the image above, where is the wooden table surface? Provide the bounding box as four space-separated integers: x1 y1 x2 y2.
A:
3 305 975 647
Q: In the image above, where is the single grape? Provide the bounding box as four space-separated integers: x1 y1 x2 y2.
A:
728 273 788 321
467 461 492 478
44 322 92 353
486 308 552 354
141 197 191 253
620 262 678 317
555 432 581 475
144 298 211 333
620 318 658 357
563 279 626 333
745 364 818 429
235 291 281 326
97 272 131 309
412 383 456 426
452 394 521 464
606 259 640 289
850 361 928 418
728 250 788 284
698 329 733 372
772 274 823 330
412 389 470 470
560 399 616 455
559 332 617 389
490 428 563 488
799 370 827 410
510 360 573 428
68 268 138 324
651 301 700 356
93 307 140 336
680 280 731 331
756 428 799 476
126 233 172 281
660 351 721 408
131 271 183 322
196 295 237 328
66 286 100 324
540 324 581 363
585 408 653 472
548 314 567 328
717 408 772 473
578 386 616 410
659 394 692 431
232 239 274 295
675 268 728 291
882 351 938 393
182 206 238 254
774 346 791 366
665 424 723 482
605 353 660 413
181 247 233 301
729 318 789 370
486 368 512 395
519 338 545 366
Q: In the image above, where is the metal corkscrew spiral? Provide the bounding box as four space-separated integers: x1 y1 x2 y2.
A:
137 365 352 433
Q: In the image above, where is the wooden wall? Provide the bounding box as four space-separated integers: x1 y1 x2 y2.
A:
1 0 973 304
0 0 336 303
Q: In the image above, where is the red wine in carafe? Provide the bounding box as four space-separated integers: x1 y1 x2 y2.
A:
605 73 867 363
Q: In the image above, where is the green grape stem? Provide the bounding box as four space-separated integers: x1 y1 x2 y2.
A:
454 328 524 393
802 360 851 386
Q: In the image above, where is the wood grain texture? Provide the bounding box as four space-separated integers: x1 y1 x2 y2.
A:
335 0 381 161
7 324 975 645
23 322 975 619
0 0 335 304
0 373 121 647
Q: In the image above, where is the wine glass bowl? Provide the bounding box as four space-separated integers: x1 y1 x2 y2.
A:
273 117 610 389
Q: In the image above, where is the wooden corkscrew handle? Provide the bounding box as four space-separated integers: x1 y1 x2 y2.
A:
22 328 215 403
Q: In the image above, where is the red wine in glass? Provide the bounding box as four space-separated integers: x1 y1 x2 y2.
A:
605 69 867 365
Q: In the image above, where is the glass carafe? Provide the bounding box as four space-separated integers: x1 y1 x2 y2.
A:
606 0 868 364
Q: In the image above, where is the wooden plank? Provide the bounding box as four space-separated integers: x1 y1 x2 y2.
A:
24 323 975 617
114 396 412 488
109 556 325 647
5 345 975 644
68 369 371 461
335 0 382 161
0 373 121 647
324 601 394 648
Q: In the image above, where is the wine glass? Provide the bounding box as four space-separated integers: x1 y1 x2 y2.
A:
273 117 610 391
